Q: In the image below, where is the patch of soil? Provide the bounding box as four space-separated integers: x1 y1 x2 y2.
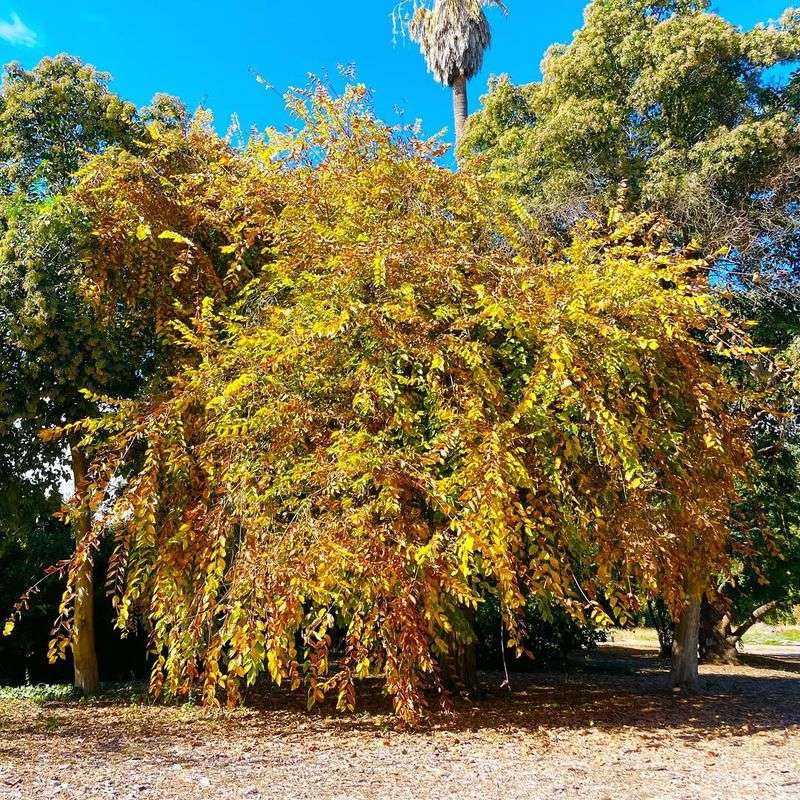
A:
1 648 798 800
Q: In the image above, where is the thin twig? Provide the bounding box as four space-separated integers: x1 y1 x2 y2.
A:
500 616 511 693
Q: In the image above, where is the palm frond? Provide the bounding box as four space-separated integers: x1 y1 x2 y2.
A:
410 0 504 87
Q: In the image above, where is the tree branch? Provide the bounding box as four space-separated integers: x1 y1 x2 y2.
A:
730 599 787 641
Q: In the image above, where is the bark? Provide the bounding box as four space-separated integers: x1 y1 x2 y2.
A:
69 443 100 695
700 595 786 664
452 74 468 150
699 595 739 665
657 638 673 659
454 637 478 696
670 575 702 691
648 599 674 658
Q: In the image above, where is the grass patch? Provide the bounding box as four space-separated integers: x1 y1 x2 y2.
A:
607 625 800 649
742 624 800 647
0 684 78 703
0 681 148 704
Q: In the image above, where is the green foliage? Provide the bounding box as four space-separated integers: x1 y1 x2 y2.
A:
729 296 800 617
462 0 800 268
475 595 604 670
0 56 194 483
46 86 752 723
0 56 138 196
0 56 145 485
0 683 78 703
0 481 71 684
0 681 147 703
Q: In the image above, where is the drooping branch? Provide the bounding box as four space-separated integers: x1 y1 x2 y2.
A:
730 599 787 641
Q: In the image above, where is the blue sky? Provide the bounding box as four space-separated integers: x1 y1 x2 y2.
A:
0 1 794 145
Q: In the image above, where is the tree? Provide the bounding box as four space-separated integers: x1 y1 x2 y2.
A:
0 56 184 693
462 1 800 248
46 86 750 723
408 0 506 146
698 294 800 663
461 0 800 688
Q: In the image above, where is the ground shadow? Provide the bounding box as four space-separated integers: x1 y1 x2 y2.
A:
230 645 800 740
2 645 798 753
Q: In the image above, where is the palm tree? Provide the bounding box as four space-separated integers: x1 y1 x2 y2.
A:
409 0 507 147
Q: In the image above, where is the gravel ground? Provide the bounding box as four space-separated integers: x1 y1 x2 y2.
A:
1 649 799 800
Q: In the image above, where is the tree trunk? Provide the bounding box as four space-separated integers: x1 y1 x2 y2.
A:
452 74 468 150
729 599 786 643
455 625 477 696
647 598 674 658
444 607 478 697
699 594 739 665
670 576 702 691
69 443 100 695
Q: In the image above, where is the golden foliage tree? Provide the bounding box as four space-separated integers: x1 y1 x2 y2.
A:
42 87 751 721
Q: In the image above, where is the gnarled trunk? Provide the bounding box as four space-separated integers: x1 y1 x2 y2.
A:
452 73 468 149
699 587 787 664
670 575 702 691
70 443 100 695
699 593 739 665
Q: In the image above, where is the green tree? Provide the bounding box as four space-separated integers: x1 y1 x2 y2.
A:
461 0 800 688
0 56 138 195
0 56 181 692
698 295 800 662
462 1 800 253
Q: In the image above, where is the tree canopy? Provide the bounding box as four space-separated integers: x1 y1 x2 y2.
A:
461 0 800 276
39 86 753 723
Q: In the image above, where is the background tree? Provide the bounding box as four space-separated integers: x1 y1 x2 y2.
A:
461 0 800 686
462 0 800 259
0 56 185 692
699 295 800 662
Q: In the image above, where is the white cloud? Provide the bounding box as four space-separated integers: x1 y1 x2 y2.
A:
0 12 37 47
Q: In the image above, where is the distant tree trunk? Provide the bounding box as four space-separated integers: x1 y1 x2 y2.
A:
452 73 468 149
69 443 100 695
455 614 478 695
670 575 703 691
647 598 674 658
700 597 787 665
443 607 478 697
699 593 739 665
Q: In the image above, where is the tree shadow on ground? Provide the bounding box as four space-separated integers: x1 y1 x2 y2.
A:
3 646 798 755
236 644 800 740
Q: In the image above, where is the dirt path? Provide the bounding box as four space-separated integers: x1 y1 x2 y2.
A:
1 650 798 800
